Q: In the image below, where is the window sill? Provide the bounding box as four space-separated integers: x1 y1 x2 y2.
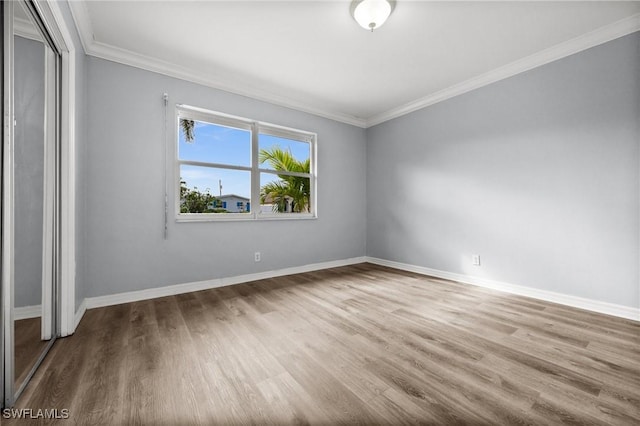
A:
176 213 317 223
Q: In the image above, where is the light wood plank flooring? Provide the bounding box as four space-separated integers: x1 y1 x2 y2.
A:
10 263 640 425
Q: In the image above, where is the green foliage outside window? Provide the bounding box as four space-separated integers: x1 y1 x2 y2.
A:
259 147 311 213
179 179 227 213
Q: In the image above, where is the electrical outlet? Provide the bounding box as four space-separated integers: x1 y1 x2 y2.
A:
472 254 480 266
254 252 261 262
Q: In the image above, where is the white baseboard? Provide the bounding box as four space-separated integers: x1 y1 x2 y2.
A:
75 255 639 326
366 257 640 322
14 305 42 320
84 256 367 310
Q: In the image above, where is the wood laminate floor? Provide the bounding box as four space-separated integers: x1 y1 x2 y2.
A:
10 263 640 425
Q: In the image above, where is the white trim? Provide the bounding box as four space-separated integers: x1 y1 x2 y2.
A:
177 105 254 129
65 0 91 54
58 48 77 337
175 104 317 222
74 299 86 331
13 17 43 42
366 14 640 127
83 257 367 310
73 255 639 327
43 0 78 337
67 0 639 128
40 44 56 341
67 1 366 128
14 305 42 321
366 257 640 322
175 213 317 223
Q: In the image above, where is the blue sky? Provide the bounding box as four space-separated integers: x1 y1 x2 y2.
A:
179 120 309 200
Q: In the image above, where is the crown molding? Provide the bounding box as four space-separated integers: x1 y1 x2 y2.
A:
366 13 640 127
14 17 43 42
67 1 367 128
88 40 368 128
68 1 638 129
66 0 92 54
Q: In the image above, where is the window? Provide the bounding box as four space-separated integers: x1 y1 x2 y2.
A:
176 105 316 221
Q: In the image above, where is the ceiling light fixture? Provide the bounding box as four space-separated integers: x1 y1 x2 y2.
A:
350 0 396 32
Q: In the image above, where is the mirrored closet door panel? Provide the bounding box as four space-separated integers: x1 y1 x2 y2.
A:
3 0 59 406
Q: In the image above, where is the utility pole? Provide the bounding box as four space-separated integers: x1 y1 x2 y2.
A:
219 179 222 197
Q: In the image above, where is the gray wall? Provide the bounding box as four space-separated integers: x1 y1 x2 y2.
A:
82 57 367 298
14 36 44 308
367 32 640 308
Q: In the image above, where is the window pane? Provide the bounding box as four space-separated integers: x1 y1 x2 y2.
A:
180 165 251 214
260 173 311 214
258 134 310 172
179 120 250 167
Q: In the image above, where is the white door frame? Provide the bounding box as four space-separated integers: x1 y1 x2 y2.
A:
34 0 77 338
41 44 57 341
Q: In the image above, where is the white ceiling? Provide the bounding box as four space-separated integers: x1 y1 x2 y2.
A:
69 1 640 127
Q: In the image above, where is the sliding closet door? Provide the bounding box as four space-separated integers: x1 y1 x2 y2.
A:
2 0 59 407
1 1 5 409
1 0 12 408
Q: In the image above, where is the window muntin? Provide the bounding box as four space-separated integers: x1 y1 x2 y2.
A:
176 105 316 221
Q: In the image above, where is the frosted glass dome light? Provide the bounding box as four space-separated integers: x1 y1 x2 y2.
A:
351 0 396 32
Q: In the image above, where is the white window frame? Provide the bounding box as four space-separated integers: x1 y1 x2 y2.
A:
175 105 317 222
